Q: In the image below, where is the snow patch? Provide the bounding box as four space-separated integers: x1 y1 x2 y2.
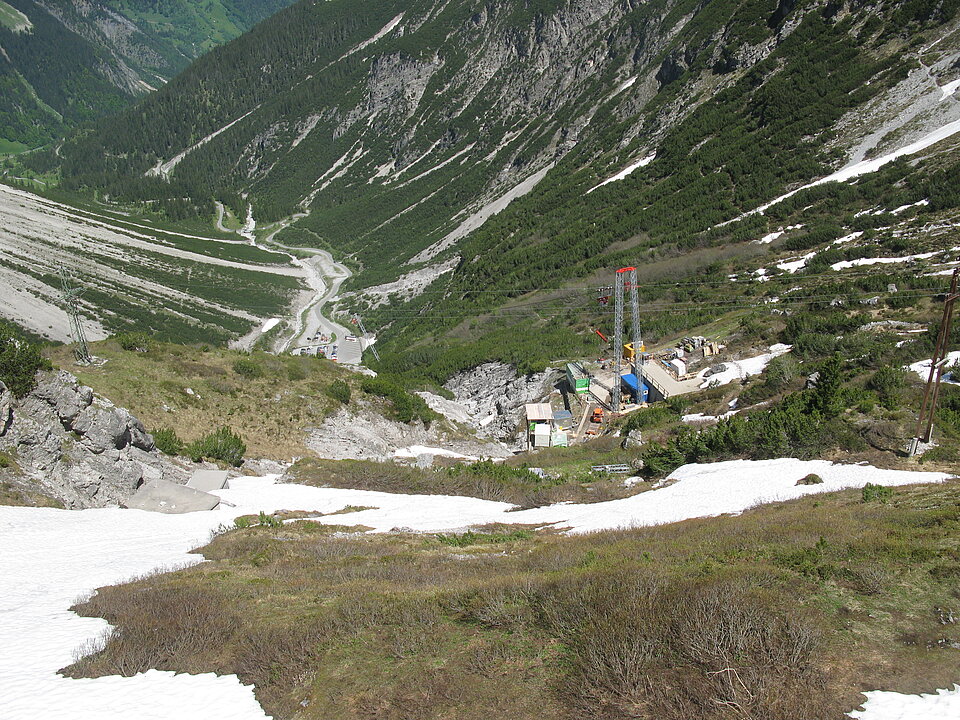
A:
908 351 960 384
777 252 817 274
725 117 960 221
940 79 960 102
831 250 939 271
394 445 479 461
849 684 960 719
757 224 803 244
260 318 281 333
2 460 953 717
698 344 792 389
587 154 656 194
834 231 864 245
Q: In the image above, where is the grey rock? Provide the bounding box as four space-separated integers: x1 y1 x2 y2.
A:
621 428 643 450
0 381 12 436
0 369 187 509
444 362 557 449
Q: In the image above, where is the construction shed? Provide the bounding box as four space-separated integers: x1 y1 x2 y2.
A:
186 470 230 492
552 409 574 430
532 423 552 448
620 374 650 404
525 403 553 423
566 363 591 394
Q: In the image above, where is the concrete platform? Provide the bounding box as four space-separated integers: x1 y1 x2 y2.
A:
186 469 230 492
124 479 221 514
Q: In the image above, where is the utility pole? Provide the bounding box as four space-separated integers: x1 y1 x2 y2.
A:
59 266 92 365
611 267 639 412
909 267 959 455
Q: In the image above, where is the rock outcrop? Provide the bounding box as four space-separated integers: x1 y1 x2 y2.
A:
0 371 188 509
444 362 558 449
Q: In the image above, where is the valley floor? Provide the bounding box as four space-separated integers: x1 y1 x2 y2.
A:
0 459 956 719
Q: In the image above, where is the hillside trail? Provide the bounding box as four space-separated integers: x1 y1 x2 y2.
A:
221 202 353 353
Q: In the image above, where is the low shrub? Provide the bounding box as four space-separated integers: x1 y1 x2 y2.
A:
187 426 246 466
862 483 893 503
0 322 49 397
360 375 436 424
325 379 351 405
152 428 183 456
868 365 906 410
114 332 151 352
232 357 263 379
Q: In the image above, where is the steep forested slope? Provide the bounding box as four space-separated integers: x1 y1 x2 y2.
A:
0 0 295 148
47 0 960 374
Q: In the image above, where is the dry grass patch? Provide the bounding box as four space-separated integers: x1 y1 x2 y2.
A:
45 340 361 460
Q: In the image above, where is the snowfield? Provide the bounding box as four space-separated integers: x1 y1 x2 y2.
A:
0 460 953 719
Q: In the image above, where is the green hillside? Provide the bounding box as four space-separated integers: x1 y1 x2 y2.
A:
37 0 959 382
0 0 295 149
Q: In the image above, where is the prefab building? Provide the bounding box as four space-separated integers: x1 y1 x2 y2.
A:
533 423 552 448
566 363 591 394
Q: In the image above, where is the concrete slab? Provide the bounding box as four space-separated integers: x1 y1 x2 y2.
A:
124 479 221 514
186 470 230 492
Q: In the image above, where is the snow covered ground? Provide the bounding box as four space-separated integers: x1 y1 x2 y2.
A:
850 685 960 719
908 351 960 384
587 153 656 194
698 344 792 388
1 460 953 719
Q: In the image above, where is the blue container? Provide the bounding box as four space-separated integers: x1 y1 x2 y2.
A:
620 373 649 404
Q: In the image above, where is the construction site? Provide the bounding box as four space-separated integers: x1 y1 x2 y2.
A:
523 267 727 449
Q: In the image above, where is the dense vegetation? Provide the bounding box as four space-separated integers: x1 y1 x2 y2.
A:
0 0 295 148
0 321 49 397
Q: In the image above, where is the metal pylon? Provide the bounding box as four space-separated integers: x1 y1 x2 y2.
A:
611 266 641 412
352 315 380 362
628 267 643 402
910 267 959 453
59 266 92 365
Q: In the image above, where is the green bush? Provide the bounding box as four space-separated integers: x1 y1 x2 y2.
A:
153 428 184 456
867 365 906 410
115 332 151 352
0 322 50 398
862 483 893 503
621 404 677 434
232 357 263 379
360 375 436 424
187 426 247 466
325 379 351 405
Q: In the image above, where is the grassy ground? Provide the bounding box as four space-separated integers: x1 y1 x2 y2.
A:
66 481 960 719
287 454 650 508
46 340 361 461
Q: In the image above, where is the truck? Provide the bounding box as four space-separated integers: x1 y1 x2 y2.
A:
591 407 604 423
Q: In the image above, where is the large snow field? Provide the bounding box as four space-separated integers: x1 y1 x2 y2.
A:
0 460 953 719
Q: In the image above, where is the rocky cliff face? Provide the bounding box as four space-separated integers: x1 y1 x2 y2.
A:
444 363 558 449
0 371 187 509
